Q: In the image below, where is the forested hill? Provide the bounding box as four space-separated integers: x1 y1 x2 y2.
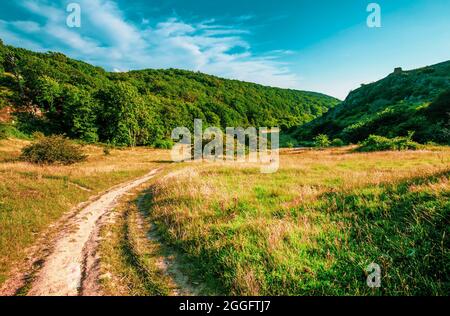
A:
0 39 340 146
292 60 450 145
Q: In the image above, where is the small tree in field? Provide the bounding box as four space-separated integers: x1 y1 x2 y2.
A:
314 134 331 148
21 135 86 165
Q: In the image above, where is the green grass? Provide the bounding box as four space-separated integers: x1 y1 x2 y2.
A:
98 175 208 296
143 147 450 295
305 173 449 295
99 195 172 296
0 124 30 141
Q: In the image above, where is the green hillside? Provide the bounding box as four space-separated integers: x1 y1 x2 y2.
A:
292 61 450 145
0 39 339 146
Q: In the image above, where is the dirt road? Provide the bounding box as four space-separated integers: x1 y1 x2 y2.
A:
24 169 160 296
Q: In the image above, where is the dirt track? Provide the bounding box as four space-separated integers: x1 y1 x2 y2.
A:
23 169 160 296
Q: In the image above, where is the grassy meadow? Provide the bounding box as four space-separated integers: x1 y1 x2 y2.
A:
139 147 450 295
1 137 449 296
0 138 169 285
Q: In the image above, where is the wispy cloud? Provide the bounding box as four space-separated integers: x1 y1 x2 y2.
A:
0 0 301 89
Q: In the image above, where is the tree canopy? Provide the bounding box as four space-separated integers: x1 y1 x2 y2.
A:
0 41 340 147
292 61 450 145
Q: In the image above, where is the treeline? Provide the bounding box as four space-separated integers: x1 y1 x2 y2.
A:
0 39 339 147
292 61 450 145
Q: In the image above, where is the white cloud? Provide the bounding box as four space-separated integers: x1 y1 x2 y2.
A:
10 21 41 33
1 0 302 89
21 0 62 22
0 20 45 51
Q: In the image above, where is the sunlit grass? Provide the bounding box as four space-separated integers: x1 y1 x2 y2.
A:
0 138 169 284
146 146 450 295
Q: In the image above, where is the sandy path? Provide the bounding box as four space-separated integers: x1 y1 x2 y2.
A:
26 169 160 296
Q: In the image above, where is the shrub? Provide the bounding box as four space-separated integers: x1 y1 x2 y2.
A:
358 135 393 152
153 139 174 149
32 131 45 140
103 144 113 156
21 135 87 165
313 134 331 148
331 138 345 147
357 133 421 152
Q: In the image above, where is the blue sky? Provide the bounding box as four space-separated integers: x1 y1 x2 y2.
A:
0 0 449 99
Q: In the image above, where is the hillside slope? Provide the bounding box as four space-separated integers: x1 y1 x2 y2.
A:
0 39 339 146
292 61 450 145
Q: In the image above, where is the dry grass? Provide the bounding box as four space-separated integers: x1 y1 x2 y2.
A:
98 171 206 296
2 140 448 295
0 138 170 285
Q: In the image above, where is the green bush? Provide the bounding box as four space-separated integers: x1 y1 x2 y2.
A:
331 138 345 147
0 123 30 140
153 139 174 149
313 134 331 148
286 141 294 148
103 145 112 156
357 133 421 152
21 135 87 165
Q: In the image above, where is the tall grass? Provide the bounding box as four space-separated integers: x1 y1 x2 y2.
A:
145 147 450 295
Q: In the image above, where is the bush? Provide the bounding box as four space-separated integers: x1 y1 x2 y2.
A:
32 131 45 140
103 144 114 156
358 135 396 152
153 139 174 149
313 134 331 148
331 138 345 147
357 133 421 152
21 135 87 165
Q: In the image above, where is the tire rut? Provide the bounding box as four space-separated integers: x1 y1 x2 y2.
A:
25 169 160 296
